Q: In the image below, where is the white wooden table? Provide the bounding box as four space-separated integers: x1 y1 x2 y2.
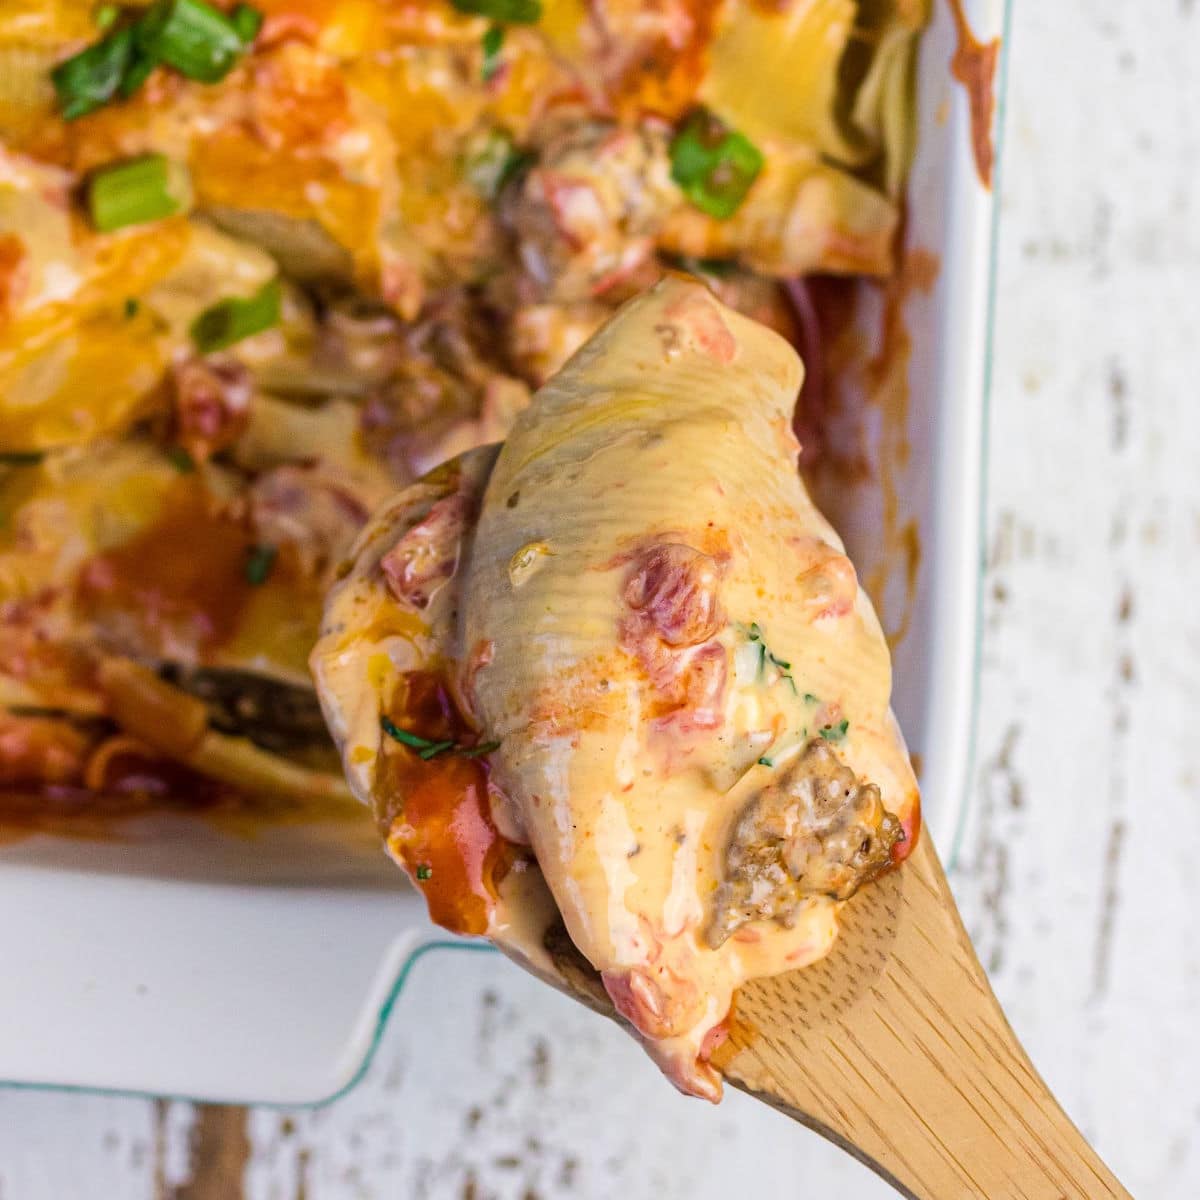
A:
2 3 1197 1195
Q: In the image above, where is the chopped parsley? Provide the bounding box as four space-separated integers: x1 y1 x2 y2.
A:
481 24 504 81
243 543 276 586
123 296 140 318
739 621 797 693
757 755 774 768
819 719 850 743
379 716 500 760
415 864 433 881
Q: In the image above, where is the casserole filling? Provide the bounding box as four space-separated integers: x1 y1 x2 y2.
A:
1 0 928 822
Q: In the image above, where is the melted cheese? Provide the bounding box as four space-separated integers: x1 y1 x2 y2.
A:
459 277 919 1096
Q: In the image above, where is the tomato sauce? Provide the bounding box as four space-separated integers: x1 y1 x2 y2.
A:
375 670 515 937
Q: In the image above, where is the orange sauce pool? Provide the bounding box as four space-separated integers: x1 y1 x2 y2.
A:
375 670 517 936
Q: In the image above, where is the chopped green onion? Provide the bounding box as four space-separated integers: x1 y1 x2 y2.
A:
757 756 774 768
819 719 849 743
123 296 140 318
766 651 791 672
415 864 433 881
481 24 504 81
86 154 189 232
243 543 276 586
451 0 541 23
94 4 121 30
52 28 135 120
135 0 247 84
0 451 46 466
166 446 195 473
803 692 819 704
117 42 157 97
230 3 263 43
746 622 761 641
190 278 281 353
670 109 763 220
417 739 457 761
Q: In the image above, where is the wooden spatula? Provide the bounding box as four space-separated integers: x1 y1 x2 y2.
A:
539 832 1132 1199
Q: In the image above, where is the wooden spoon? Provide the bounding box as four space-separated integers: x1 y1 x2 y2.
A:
538 831 1133 1199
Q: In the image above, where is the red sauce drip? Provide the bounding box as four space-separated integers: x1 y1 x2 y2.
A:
75 482 255 660
375 671 513 937
947 0 1000 189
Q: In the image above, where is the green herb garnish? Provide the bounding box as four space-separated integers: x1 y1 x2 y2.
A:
230 3 263 43
244 543 276 586
0 451 46 467
417 739 457 760
52 27 137 120
86 154 189 232
379 716 500 760
415 863 433 881
819 719 849 743
190 278 281 353
481 24 504 81
52 0 261 120
803 692 819 704
451 0 541 23
757 756 774 768
123 296 140 318
669 108 763 220
135 0 254 84
381 716 434 750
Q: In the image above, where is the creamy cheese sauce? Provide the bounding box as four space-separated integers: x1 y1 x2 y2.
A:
313 278 920 1101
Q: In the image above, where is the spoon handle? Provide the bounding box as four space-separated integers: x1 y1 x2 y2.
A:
713 835 1133 1199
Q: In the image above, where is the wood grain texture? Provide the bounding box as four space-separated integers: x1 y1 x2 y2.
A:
715 836 1131 1200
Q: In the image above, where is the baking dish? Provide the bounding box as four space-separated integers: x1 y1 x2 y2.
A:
0 0 1008 1104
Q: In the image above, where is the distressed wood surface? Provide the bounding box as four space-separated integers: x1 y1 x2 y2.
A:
1 2 1198 1196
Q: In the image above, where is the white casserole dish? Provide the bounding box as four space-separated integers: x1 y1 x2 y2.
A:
0 0 1007 1105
